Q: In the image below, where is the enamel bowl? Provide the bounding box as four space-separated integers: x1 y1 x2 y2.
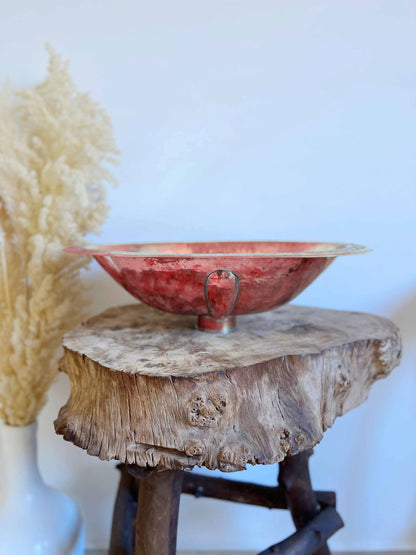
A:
64 241 369 332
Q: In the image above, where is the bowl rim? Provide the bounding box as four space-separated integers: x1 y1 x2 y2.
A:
64 241 371 258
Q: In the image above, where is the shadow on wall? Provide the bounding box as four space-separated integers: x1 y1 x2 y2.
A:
390 290 416 352
389 291 416 547
82 263 134 316
313 287 416 551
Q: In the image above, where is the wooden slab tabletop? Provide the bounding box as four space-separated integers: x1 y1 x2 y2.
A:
62 304 400 377
56 303 401 471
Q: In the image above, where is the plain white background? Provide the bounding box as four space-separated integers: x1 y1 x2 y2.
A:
0 0 415 551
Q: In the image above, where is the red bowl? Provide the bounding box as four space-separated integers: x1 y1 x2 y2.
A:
64 241 369 332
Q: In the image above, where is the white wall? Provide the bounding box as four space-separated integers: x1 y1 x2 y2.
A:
1 0 415 551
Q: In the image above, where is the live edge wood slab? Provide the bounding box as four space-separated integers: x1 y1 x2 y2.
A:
55 303 401 472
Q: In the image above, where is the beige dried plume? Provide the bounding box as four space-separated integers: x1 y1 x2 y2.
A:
0 45 118 426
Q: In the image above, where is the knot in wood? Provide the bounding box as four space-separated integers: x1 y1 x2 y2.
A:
184 440 206 457
376 337 402 376
187 394 227 428
277 428 291 458
218 445 251 472
335 365 351 394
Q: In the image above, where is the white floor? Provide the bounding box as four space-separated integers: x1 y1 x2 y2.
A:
173 552 416 555
178 552 416 555
88 551 416 554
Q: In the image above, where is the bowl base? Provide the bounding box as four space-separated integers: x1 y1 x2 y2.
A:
197 315 236 333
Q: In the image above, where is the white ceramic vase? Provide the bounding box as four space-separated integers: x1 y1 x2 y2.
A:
0 421 85 555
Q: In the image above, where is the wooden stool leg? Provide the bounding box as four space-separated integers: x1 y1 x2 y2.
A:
109 465 139 554
135 469 183 555
278 449 331 555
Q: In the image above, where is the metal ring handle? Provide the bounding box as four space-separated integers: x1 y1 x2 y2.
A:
204 269 239 320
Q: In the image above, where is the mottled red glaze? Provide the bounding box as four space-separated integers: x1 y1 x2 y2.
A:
205 269 239 319
64 241 368 331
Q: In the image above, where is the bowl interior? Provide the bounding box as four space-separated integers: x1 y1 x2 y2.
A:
64 241 370 258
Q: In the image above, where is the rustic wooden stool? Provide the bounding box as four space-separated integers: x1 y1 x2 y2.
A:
55 304 401 554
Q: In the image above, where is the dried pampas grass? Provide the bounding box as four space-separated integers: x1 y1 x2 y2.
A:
0 45 118 426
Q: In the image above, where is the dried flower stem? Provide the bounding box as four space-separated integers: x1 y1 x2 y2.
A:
0 228 11 313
